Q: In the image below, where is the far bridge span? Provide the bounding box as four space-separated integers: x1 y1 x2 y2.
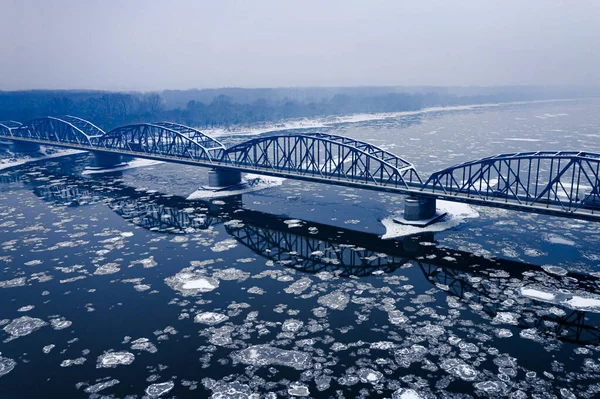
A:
1 116 599 222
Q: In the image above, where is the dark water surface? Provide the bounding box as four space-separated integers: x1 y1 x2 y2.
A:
1 100 600 398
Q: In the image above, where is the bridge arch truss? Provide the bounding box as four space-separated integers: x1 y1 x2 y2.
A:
223 133 422 187
10 116 105 146
422 151 600 215
97 123 225 161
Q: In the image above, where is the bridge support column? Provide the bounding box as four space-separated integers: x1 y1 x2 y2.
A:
11 141 40 153
208 168 242 189
394 196 447 227
93 152 122 168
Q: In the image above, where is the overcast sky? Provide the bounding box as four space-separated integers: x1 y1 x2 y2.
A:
1 0 599 91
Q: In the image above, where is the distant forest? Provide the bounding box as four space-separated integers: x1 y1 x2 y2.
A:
0 86 597 131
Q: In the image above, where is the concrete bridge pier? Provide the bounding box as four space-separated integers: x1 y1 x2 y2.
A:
208 168 242 189
394 196 446 227
93 151 123 168
11 140 40 153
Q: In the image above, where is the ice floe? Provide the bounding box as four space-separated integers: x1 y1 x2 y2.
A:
3 316 47 339
187 174 284 200
96 351 135 368
0 357 16 377
194 312 229 325
231 345 312 370
381 200 479 239
145 381 175 397
82 159 163 175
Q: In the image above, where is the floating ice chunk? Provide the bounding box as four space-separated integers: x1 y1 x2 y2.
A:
288 382 310 396
388 310 408 325
194 312 229 325
60 357 86 367
317 291 350 311
145 381 175 397
474 381 508 394
0 357 16 377
0 277 26 288
209 381 254 398
520 288 556 302
284 219 304 228
231 345 312 370
131 338 158 353
392 388 424 399
50 317 72 330
134 284 151 292
213 268 250 281
543 234 576 246
183 279 217 291
492 312 519 325
211 239 238 252
358 368 383 383
43 344 55 353
4 316 47 339
96 351 135 368
381 200 479 239
130 256 158 268
84 379 119 393
282 319 304 333
440 358 479 381
166 271 220 296
17 305 34 312
94 263 120 275
541 265 569 276
565 296 600 310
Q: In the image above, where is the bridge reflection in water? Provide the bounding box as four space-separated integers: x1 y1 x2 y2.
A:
3 168 599 346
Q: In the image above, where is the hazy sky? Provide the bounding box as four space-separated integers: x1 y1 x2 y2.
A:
1 0 599 91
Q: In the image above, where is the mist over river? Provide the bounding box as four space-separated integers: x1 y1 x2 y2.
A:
1 99 600 398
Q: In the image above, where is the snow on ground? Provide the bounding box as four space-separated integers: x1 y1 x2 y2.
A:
381 200 479 239
187 173 285 200
0 148 87 171
203 98 575 138
81 159 164 175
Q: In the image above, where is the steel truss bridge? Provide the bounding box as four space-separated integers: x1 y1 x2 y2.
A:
1 116 600 221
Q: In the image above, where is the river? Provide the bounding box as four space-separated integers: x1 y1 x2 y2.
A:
1 99 600 398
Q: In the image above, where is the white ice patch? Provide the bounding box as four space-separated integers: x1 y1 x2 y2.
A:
210 239 238 252
81 159 163 175
392 388 424 399
231 345 312 370
0 149 86 171
96 351 135 368
520 286 600 313
165 271 220 296
317 291 350 311
186 174 284 200
0 356 16 377
3 316 47 339
543 234 576 246
145 381 174 398
381 200 479 239
194 312 229 325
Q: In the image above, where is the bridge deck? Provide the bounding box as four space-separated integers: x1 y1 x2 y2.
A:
2 121 600 222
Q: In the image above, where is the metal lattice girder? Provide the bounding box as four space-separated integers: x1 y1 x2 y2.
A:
11 116 103 146
0 121 22 135
223 133 422 187
422 151 600 214
153 122 225 153
226 223 408 277
97 123 224 161
109 198 215 233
